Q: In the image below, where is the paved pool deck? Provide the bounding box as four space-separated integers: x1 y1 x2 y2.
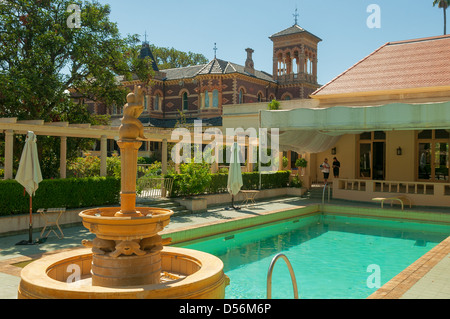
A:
0 196 449 299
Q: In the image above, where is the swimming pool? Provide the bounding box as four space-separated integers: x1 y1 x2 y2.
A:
179 213 450 299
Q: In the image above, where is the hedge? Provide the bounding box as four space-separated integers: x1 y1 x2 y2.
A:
168 170 291 197
0 177 120 216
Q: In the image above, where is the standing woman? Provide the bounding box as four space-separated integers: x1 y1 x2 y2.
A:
333 157 341 178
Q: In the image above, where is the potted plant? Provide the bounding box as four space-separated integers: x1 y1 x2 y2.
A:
295 157 308 176
268 99 280 110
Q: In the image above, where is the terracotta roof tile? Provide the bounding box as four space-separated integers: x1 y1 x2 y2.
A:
312 35 450 96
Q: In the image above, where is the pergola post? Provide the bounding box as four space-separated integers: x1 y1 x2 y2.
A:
60 136 67 179
100 135 107 177
4 129 14 180
161 138 168 175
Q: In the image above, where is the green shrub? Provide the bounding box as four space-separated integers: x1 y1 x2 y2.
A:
268 99 280 110
179 162 212 197
291 175 302 188
168 170 291 197
68 153 121 178
0 177 120 216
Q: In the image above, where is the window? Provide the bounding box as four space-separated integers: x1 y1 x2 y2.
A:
182 92 188 110
144 95 148 111
257 92 263 102
212 90 219 107
239 89 244 104
418 130 449 181
204 90 209 108
154 93 161 111
358 131 386 180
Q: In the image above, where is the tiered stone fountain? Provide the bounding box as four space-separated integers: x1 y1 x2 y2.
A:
18 86 228 299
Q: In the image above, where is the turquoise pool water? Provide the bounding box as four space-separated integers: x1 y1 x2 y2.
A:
179 213 450 299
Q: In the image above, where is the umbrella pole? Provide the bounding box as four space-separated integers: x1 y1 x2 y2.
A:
28 195 32 243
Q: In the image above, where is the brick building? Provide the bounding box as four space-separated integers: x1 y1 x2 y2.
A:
82 23 321 155
104 23 322 128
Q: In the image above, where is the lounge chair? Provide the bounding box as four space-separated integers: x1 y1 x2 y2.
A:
371 196 412 211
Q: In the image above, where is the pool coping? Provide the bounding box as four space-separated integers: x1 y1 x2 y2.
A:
368 236 450 299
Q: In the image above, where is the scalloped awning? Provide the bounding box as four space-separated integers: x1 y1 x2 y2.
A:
261 101 450 153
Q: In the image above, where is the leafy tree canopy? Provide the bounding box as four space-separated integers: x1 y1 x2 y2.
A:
0 0 145 121
150 45 208 70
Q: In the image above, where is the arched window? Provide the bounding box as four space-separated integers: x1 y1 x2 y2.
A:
212 90 219 107
257 92 263 102
282 93 292 101
182 92 188 110
204 90 209 108
239 89 244 104
154 93 161 111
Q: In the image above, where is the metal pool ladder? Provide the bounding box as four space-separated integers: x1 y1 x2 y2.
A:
266 253 299 299
322 182 330 207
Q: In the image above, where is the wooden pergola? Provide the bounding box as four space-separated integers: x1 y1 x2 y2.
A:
1 118 260 180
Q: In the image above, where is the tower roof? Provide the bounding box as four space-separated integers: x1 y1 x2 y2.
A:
139 42 159 72
269 24 322 42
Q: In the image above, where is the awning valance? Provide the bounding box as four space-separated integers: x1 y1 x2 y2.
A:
261 101 450 154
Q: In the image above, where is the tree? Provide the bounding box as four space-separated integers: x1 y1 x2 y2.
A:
433 0 450 35
0 0 147 177
150 45 208 70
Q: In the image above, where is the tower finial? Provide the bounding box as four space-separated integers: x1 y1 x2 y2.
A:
143 31 148 44
293 7 299 25
213 43 218 59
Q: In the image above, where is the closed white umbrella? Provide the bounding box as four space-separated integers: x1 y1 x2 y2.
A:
227 142 243 209
15 131 43 245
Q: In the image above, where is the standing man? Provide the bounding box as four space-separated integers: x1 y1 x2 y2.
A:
332 157 341 178
320 158 331 184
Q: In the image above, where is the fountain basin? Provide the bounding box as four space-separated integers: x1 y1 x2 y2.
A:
18 246 229 299
79 207 172 240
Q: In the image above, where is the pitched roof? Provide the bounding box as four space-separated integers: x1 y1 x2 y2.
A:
161 58 275 82
139 42 159 72
312 35 450 96
270 24 322 42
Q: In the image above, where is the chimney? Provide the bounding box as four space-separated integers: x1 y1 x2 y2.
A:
244 48 255 75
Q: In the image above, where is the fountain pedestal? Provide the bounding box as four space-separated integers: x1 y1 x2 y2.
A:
115 140 142 218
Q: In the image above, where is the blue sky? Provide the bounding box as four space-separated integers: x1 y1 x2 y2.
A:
100 0 447 85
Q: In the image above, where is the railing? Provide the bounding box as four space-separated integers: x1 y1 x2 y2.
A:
136 177 173 199
277 73 317 85
336 179 440 195
334 178 450 207
266 253 299 299
322 182 331 206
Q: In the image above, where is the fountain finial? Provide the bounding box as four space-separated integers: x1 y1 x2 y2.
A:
119 85 146 141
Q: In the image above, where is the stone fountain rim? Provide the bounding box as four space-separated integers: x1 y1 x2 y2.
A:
18 246 227 299
79 207 174 222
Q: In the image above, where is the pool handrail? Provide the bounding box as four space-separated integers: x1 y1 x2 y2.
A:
266 253 299 299
322 182 330 207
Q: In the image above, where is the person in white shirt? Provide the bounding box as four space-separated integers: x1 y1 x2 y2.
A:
320 158 331 184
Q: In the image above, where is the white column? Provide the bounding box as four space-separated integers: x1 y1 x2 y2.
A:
4 130 14 180
100 135 107 177
162 138 168 175
60 136 67 179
